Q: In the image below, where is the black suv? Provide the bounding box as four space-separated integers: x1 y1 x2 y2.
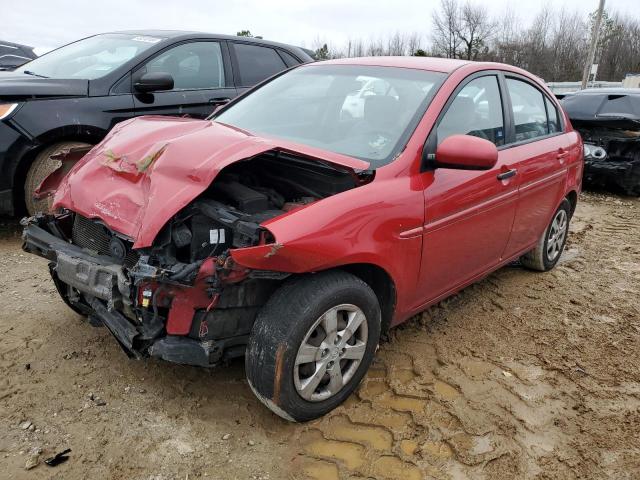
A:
0 31 313 215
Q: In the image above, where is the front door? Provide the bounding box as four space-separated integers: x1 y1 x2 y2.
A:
416 74 518 307
133 41 236 119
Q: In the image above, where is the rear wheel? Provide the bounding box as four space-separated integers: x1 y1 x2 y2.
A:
24 141 92 215
245 271 381 422
520 198 571 271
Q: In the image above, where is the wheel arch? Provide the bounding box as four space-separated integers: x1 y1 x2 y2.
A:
334 263 397 335
12 129 103 215
565 190 578 218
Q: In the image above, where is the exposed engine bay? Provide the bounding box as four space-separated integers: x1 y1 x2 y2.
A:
22 151 367 367
163 151 359 262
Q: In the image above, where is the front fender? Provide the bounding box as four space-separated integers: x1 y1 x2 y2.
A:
230 175 426 323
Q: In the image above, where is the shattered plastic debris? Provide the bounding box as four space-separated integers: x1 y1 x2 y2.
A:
44 448 71 467
24 446 41 470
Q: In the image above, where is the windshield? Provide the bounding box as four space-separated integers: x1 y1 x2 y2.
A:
215 65 445 166
16 33 163 80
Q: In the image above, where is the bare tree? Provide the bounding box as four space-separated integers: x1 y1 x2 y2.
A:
547 10 586 81
431 0 461 58
387 32 407 56
491 6 523 65
406 33 423 56
303 2 639 81
366 37 385 56
455 1 495 60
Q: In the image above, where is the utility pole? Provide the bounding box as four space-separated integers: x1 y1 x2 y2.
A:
581 0 606 89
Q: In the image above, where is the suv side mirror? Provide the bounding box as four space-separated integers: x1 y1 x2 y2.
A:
435 134 498 170
134 72 174 93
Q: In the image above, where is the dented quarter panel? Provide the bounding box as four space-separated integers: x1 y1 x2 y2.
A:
52 116 369 248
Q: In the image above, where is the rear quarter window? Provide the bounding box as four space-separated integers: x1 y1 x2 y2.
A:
278 50 301 67
233 43 287 87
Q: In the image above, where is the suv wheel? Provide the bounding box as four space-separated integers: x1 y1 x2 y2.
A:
520 198 571 271
245 271 381 422
24 141 92 215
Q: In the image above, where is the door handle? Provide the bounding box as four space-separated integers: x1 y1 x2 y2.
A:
557 148 570 161
209 97 230 105
497 168 517 181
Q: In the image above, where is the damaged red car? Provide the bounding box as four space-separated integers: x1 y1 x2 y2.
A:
22 57 583 421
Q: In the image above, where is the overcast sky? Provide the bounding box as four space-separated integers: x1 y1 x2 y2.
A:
4 0 638 54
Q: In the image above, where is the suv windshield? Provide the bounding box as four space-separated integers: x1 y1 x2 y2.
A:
16 33 163 80
215 64 445 166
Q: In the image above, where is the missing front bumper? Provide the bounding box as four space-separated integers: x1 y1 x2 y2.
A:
22 218 232 367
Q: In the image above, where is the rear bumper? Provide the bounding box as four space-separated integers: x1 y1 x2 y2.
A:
22 216 238 367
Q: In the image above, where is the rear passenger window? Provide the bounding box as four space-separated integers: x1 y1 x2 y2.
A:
233 44 287 86
506 78 549 142
545 97 561 133
437 75 505 146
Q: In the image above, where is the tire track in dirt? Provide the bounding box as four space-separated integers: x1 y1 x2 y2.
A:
293 193 640 479
1 193 638 479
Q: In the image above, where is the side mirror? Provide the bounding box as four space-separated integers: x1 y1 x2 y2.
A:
134 72 174 93
435 134 498 170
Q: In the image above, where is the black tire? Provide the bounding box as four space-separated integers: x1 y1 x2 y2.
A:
246 270 381 422
24 141 92 215
520 198 571 271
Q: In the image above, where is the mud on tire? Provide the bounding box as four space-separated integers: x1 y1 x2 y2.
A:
245 270 381 422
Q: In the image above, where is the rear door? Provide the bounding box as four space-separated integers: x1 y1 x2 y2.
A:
132 40 236 119
228 42 290 94
416 73 518 306
500 76 571 256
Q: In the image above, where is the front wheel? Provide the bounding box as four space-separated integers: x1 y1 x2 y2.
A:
245 271 381 422
520 198 571 271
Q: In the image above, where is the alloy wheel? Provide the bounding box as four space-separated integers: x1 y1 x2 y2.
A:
546 209 568 261
294 304 368 402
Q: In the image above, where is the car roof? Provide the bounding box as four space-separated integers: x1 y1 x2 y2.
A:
567 87 640 95
317 56 472 73
0 40 36 56
0 40 34 50
106 30 310 54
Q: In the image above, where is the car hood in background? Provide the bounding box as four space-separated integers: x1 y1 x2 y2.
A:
52 116 369 248
562 90 640 129
0 74 89 101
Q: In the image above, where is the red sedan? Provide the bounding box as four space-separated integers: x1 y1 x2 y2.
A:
23 57 583 421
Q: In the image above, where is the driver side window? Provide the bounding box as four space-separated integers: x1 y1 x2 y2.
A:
437 75 505 146
140 41 225 90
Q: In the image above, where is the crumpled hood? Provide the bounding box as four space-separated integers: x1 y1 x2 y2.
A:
53 116 369 248
0 74 88 101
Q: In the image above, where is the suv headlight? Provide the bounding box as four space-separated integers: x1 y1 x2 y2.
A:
0 103 19 120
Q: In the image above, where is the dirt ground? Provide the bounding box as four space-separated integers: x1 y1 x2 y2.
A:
1 191 638 480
